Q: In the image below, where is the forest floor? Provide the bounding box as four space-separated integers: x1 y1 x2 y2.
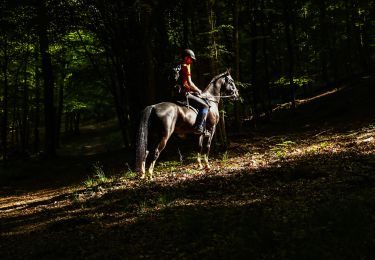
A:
0 76 374 259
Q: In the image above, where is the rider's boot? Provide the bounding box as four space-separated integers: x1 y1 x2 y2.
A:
194 108 208 134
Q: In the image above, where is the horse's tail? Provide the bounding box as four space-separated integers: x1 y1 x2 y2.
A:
135 105 154 173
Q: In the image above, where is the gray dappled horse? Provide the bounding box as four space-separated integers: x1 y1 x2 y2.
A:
136 70 240 179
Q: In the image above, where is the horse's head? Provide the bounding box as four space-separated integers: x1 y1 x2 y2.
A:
204 69 240 102
222 69 240 101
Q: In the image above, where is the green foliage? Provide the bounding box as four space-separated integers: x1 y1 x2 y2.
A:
84 162 110 188
274 76 312 88
271 140 296 157
64 100 87 113
221 151 229 162
158 161 181 172
123 170 137 179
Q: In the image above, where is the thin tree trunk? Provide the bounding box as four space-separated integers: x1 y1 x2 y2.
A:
11 69 20 148
345 0 353 76
33 49 41 153
56 71 65 148
261 0 272 120
74 112 80 135
208 0 227 147
143 11 156 105
282 0 296 110
318 0 329 83
351 0 369 73
182 1 190 47
2 37 9 165
233 0 241 131
250 0 259 125
360 8 371 73
37 0 56 157
21 53 30 154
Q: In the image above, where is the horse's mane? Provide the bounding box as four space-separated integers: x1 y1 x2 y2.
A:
208 71 227 85
203 71 228 92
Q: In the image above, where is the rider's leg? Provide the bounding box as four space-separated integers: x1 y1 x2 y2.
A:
187 94 209 133
194 108 208 133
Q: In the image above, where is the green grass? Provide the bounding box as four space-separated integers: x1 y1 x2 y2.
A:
271 140 296 157
83 162 110 188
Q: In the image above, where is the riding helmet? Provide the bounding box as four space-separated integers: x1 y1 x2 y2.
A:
184 49 196 60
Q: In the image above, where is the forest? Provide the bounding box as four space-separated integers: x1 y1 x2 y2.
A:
1 0 375 258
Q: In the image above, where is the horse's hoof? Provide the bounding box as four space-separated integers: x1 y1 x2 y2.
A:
140 174 146 180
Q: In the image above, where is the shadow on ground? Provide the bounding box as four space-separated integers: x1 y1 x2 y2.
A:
1 144 374 259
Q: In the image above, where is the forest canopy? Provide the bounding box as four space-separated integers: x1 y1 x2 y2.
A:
1 0 374 161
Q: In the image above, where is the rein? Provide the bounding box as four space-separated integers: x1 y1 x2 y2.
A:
203 74 237 101
202 93 236 105
207 93 236 99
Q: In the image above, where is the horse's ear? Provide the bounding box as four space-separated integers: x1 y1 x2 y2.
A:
226 68 232 75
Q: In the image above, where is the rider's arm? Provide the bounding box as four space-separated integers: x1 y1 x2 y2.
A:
187 76 202 94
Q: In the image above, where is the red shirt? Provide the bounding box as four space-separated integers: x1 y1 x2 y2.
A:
180 63 191 93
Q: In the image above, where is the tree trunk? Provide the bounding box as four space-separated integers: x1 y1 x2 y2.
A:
33 48 41 153
74 112 80 135
351 0 369 73
207 0 227 147
282 0 296 110
208 0 218 74
37 0 56 157
233 0 242 131
143 10 156 105
1 37 9 165
56 69 65 148
182 1 191 47
261 0 272 120
318 0 329 83
21 53 30 155
11 68 20 148
345 0 354 76
249 0 259 125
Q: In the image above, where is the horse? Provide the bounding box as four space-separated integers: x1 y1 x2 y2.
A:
135 69 240 179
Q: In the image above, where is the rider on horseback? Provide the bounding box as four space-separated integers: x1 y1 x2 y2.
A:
178 49 209 134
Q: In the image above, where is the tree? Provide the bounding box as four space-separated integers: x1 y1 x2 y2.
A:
282 0 296 110
36 0 57 157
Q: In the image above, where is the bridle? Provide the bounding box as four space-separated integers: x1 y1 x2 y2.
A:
203 75 238 101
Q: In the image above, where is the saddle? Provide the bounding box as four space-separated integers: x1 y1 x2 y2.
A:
176 100 198 114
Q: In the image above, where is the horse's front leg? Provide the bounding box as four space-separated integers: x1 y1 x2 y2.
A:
196 135 204 169
202 127 216 170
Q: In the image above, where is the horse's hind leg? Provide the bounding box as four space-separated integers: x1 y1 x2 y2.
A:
140 150 149 179
148 135 170 179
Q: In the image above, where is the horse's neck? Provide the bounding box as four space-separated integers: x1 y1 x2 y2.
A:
204 80 221 102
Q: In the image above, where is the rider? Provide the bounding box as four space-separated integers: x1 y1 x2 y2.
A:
179 49 209 134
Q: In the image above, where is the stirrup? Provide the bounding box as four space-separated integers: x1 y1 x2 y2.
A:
193 125 204 134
